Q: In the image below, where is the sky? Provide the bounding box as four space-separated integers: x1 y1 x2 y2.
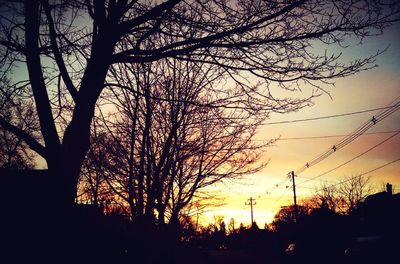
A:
15 3 400 229
200 23 400 227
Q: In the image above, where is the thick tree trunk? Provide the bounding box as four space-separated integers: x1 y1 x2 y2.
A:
169 210 180 235
24 0 116 209
49 37 115 207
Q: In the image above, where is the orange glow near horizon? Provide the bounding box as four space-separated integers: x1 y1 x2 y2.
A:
197 25 400 227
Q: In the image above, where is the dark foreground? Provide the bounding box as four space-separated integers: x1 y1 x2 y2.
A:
1 170 398 263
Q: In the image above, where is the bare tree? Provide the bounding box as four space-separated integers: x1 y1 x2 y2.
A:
0 120 36 170
82 59 269 227
307 183 345 213
0 0 399 209
337 175 374 213
76 130 114 208
0 77 37 169
307 175 374 214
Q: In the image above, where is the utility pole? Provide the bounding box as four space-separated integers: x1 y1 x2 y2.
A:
245 197 256 226
289 171 298 223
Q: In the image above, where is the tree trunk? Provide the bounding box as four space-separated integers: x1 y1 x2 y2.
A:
49 35 115 208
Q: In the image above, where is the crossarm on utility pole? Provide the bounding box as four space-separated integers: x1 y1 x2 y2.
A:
245 197 256 227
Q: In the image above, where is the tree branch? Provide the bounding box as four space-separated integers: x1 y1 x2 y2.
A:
41 0 78 102
0 116 47 158
117 0 181 36
113 0 303 62
25 0 61 158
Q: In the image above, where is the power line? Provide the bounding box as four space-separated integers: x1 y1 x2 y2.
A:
262 105 400 125
175 103 400 128
295 185 315 190
263 178 293 205
329 157 400 188
294 99 400 175
273 188 292 204
265 177 290 195
269 97 400 206
297 131 400 185
253 130 399 143
293 157 400 196
275 130 398 141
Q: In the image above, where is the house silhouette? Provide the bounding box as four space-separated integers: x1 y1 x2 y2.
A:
358 183 400 236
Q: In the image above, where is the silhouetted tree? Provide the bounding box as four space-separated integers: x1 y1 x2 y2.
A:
0 78 37 169
338 175 374 213
307 175 374 214
307 183 345 213
81 59 268 227
76 130 115 209
0 0 398 209
270 204 310 231
0 127 35 169
176 214 198 242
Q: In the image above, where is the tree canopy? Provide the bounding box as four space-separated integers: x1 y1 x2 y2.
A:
0 0 399 208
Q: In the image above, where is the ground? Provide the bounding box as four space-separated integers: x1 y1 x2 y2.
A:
174 250 281 264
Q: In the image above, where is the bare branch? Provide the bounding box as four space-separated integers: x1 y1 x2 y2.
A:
0 116 47 158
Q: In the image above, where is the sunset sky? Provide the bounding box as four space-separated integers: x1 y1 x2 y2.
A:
4 3 400 262
27 10 400 228
201 23 400 227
